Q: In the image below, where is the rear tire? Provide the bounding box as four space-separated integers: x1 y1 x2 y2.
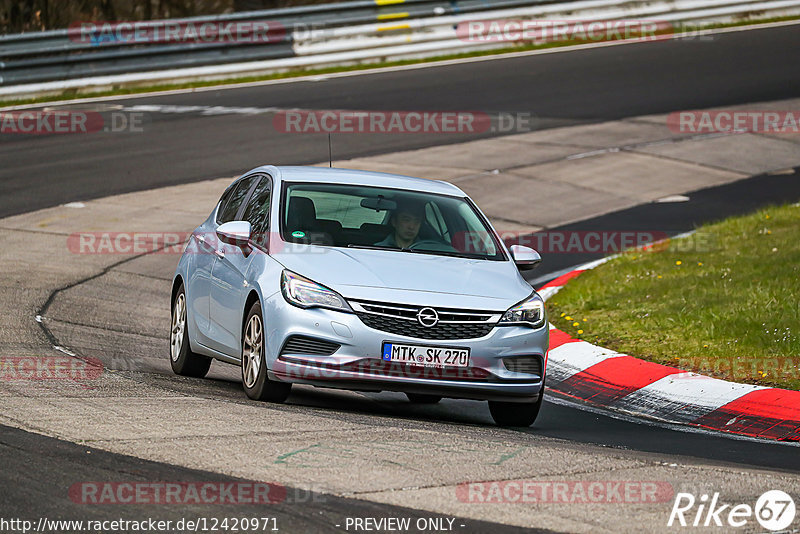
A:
241 300 291 403
488 385 544 427
406 393 442 404
170 284 212 378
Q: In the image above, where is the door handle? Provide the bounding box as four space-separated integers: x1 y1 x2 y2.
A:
214 249 225 259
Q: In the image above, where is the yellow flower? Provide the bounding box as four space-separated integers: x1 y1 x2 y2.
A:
583 318 587 322
572 322 580 327
697 262 703 266
765 214 770 219
703 344 708 348
657 275 663 279
565 316 572 321
766 230 772 235
560 312 566 317
577 329 584 334
675 260 682 265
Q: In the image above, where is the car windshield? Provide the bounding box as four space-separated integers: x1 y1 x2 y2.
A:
281 182 505 261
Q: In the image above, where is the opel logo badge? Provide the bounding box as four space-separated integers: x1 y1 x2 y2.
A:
417 307 439 328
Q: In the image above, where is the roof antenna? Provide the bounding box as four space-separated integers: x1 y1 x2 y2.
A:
328 133 333 168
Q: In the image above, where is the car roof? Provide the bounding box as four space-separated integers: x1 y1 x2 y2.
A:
247 165 467 197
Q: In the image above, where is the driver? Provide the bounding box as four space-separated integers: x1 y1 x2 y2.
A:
375 199 425 249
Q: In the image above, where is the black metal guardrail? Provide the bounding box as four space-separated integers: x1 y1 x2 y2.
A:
0 0 563 86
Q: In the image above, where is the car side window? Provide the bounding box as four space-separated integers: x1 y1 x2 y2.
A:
242 176 272 249
215 186 236 224
217 175 257 224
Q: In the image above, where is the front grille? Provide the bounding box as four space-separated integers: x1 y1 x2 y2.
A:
276 356 493 381
351 300 501 340
344 359 491 381
503 356 542 377
280 335 340 356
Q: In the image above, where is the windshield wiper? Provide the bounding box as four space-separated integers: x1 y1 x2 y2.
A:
346 244 402 251
347 243 484 260
399 248 475 259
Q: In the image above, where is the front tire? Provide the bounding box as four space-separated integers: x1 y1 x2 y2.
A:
170 284 212 378
241 300 291 403
488 385 544 427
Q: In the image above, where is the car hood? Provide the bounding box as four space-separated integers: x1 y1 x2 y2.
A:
271 245 532 309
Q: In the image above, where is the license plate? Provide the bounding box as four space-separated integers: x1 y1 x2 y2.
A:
381 342 470 368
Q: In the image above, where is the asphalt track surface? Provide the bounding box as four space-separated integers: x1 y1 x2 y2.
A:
2 22 800 532
1 23 799 217
0 424 545 533
5 169 800 531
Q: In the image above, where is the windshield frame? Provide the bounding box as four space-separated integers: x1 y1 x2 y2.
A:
278 181 508 262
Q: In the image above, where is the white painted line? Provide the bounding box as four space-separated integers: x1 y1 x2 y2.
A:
567 148 618 160
53 345 78 357
122 104 287 115
655 194 690 203
576 256 613 271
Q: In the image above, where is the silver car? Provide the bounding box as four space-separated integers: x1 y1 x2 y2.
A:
170 166 548 426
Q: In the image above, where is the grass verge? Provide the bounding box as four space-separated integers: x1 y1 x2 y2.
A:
1 15 799 108
548 203 800 390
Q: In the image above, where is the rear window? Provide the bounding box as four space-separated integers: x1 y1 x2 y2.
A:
292 190 386 229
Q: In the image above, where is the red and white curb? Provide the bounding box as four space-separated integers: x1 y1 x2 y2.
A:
539 259 800 442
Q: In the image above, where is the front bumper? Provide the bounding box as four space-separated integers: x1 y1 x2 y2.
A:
263 293 548 402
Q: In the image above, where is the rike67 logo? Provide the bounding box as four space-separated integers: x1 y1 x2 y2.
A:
668 490 796 530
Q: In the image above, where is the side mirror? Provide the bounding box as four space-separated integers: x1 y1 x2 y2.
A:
216 221 251 248
510 245 541 270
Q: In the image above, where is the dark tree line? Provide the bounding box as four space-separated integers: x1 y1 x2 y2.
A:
1 0 334 34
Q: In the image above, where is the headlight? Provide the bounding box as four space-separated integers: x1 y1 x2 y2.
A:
281 270 352 312
499 293 546 328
